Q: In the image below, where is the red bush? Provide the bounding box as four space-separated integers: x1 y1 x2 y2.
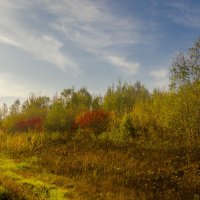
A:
75 110 111 136
16 116 43 132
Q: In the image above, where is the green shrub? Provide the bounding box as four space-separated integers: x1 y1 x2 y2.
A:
44 102 74 132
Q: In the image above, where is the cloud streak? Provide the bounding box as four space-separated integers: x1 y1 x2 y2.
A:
0 2 79 71
165 1 200 28
0 0 143 75
51 10 139 51
107 55 140 75
44 0 141 74
0 36 19 47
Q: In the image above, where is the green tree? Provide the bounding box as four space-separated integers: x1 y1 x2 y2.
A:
91 96 103 110
170 38 200 90
45 101 74 132
104 81 149 115
61 87 92 114
10 99 21 116
169 38 200 143
21 94 50 119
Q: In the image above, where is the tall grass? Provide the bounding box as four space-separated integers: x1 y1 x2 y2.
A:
0 130 199 199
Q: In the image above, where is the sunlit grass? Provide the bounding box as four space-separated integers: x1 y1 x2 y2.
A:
0 156 75 199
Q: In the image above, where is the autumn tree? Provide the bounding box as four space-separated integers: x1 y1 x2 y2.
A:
169 38 200 142
170 38 200 90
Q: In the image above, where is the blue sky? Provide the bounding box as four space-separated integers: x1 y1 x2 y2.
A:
0 0 200 105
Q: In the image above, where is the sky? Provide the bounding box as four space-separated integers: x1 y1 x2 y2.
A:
0 0 200 105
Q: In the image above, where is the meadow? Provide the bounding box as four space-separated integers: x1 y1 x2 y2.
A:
0 38 199 199
0 130 199 200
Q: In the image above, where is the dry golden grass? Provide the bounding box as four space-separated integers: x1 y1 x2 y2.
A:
0 131 199 199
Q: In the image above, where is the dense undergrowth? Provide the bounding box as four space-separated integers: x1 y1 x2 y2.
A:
0 131 199 200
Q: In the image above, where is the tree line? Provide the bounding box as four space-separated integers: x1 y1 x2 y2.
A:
0 38 199 144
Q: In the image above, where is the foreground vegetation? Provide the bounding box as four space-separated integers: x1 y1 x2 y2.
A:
0 131 199 199
0 38 199 199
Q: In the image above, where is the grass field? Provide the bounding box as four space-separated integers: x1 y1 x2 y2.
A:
0 131 199 200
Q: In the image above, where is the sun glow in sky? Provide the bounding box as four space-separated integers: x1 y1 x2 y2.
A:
0 0 200 104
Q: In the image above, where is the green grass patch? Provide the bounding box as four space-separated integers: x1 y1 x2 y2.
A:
0 156 75 200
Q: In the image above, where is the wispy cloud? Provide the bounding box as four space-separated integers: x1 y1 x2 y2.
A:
0 36 19 47
165 1 200 28
43 0 142 74
0 33 78 71
0 0 143 74
107 55 140 75
0 1 79 71
48 0 140 45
